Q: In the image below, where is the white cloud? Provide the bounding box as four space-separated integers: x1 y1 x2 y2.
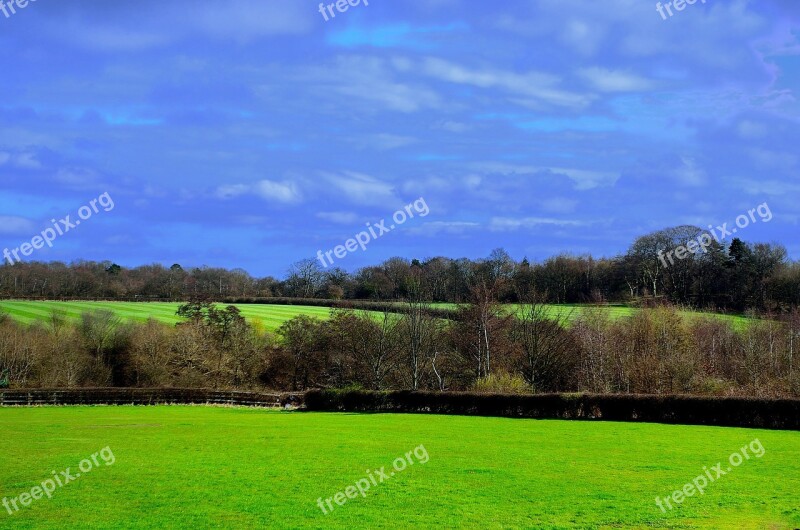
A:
316 211 359 224
407 221 480 236
489 217 589 231
55 168 101 187
541 197 579 214
215 184 250 199
215 180 302 204
304 56 443 113
67 27 170 53
357 134 417 151
735 178 800 196
578 67 655 92
549 167 619 190
673 157 707 187
419 57 593 110
322 171 398 206
561 19 607 56
737 120 768 139
747 148 798 171
188 0 313 41
435 120 474 133
253 180 302 204
14 152 42 169
469 162 618 190
0 216 35 235
46 0 314 51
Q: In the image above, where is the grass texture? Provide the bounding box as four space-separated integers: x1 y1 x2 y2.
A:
0 407 798 529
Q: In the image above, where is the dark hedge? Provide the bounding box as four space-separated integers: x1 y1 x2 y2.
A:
219 297 455 320
304 390 800 430
5 388 798 430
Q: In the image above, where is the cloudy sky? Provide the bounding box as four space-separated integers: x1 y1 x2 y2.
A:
1 0 798 276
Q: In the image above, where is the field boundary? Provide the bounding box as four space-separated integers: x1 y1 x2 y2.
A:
3 388 799 430
0 297 456 320
0 388 303 408
304 390 800 430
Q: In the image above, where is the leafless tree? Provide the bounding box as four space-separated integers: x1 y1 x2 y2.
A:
450 280 513 380
511 293 577 392
285 259 325 298
277 315 326 391
398 275 441 389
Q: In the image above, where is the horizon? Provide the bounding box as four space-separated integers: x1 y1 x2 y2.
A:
0 222 785 280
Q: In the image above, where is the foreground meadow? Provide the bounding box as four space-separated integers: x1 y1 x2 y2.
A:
0 407 798 529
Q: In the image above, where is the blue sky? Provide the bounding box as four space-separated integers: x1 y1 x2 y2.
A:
0 0 798 276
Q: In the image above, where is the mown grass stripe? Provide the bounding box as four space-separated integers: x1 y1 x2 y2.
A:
0 301 751 332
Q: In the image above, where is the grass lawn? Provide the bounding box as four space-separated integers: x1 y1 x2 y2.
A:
0 407 798 529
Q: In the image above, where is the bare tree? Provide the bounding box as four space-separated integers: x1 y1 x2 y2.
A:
129 319 174 386
0 320 37 386
399 274 441 389
328 310 400 390
511 293 577 392
277 315 325 391
79 310 128 384
572 307 612 393
285 259 325 298
450 280 513 380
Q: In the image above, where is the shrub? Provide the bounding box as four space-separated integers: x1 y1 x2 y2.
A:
471 373 529 395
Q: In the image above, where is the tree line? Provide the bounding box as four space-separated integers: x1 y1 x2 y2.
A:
0 227 797 312
2 292 798 398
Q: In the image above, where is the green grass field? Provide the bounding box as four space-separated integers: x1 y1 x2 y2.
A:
0 301 751 332
0 407 797 529
0 301 334 332
433 302 750 329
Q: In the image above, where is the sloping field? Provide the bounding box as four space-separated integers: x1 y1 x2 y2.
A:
0 301 333 331
434 302 751 329
0 407 798 529
0 301 751 331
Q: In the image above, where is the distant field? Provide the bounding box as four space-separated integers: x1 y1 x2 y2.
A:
432 303 751 329
0 407 798 529
0 301 333 331
0 300 751 331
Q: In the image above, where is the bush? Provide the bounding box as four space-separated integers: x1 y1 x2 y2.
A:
694 377 736 396
471 373 529 395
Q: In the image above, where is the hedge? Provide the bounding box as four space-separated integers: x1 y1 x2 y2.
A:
220 297 455 319
304 390 800 430
4 388 798 430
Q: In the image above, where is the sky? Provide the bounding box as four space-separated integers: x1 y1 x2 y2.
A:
0 0 799 277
